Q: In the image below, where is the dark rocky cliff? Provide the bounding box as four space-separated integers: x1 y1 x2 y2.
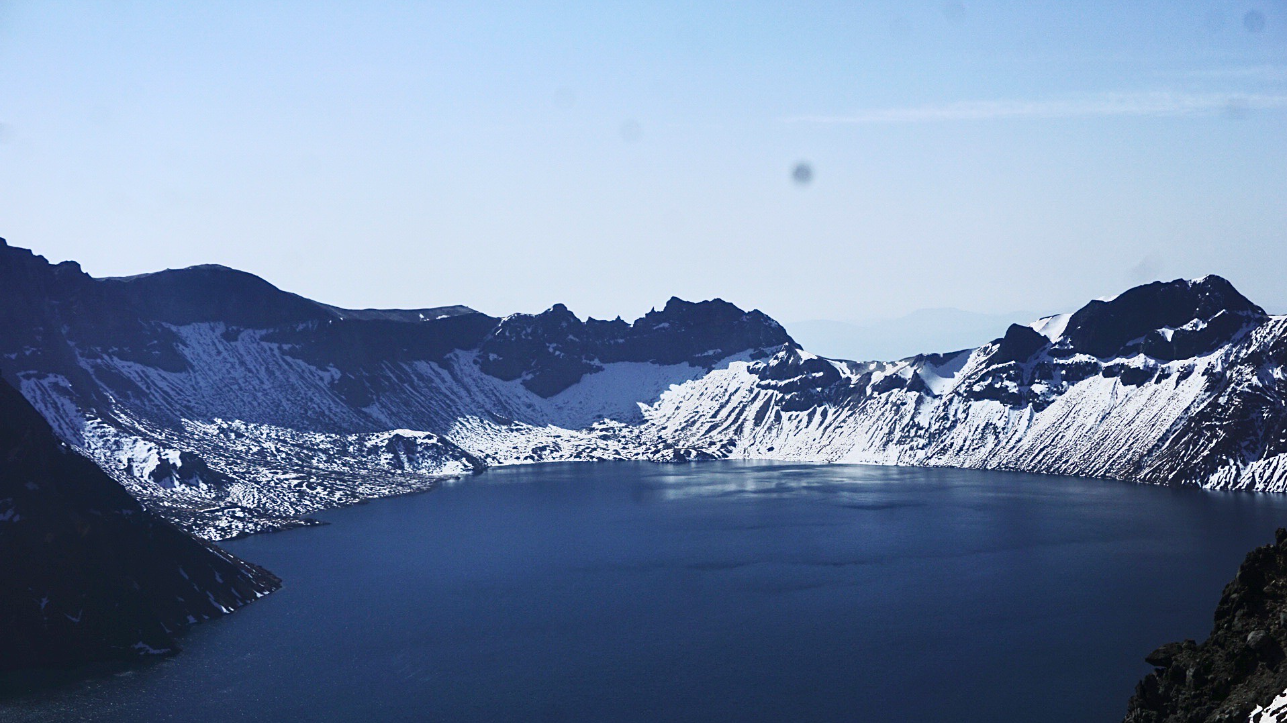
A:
1125 529 1287 722
0 377 279 676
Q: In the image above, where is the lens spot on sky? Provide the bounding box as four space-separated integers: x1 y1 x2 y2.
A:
792 162 813 186
619 120 641 143
1204 8 1227 33
1243 10 1266 32
1225 96 1250 120
942 2 966 25
553 87 576 109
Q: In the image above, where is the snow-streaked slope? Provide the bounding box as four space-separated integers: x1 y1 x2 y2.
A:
645 327 1266 483
3 238 1285 541
24 308 1287 538
18 341 752 538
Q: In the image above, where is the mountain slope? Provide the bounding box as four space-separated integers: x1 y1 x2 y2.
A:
1 238 1284 540
647 277 1285 488
0 376 279 675
0 240 792 537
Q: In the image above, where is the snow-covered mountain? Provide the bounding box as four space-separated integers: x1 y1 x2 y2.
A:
2 238 1284 540
649 275 1285 487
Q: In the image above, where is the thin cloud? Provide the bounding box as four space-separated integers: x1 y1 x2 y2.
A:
1181 64 1287 82
785 91 1287 124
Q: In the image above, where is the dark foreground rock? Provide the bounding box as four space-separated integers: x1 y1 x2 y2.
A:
0 377 280 678
1124 529 1287 722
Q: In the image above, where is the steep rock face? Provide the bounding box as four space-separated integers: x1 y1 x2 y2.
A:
476 298 791 397
1124 529 1287 723
990 323 1049 365
0 378 279 674
1060 276 1265 361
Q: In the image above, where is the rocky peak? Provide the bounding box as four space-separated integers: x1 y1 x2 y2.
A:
747 344 846 411
638 297 786 337
990 323 1051 365
753 343 839 382
477 298 794 398
1061 276 1266 361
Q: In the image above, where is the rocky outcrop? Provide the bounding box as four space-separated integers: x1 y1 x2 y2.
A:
1062 276 1266 361
0 377 279 676
1124 529 1287 722
476 297 791 397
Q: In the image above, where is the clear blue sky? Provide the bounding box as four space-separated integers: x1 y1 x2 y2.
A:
0 1 1283 322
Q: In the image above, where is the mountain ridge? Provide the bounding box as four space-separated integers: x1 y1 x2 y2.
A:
1 237 1283 540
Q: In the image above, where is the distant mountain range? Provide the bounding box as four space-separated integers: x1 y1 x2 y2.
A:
787 308 1039 363
1 238 1284 541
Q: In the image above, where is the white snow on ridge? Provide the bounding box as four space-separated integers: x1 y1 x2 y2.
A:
543 360 711 427
1029 313 1071 341
643 320 1276 490
916 349 972 396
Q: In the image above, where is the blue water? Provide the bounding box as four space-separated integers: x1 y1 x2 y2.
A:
9 462 1287 722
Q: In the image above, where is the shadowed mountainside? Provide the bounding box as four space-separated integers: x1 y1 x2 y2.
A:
0 377 279 677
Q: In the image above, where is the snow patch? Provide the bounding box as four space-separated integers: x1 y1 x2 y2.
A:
916 349 972 396
1252 686 1287 722
131 641 170 655
1030 313 1072 341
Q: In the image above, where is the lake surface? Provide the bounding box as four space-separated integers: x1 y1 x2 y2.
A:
9 461 1287 722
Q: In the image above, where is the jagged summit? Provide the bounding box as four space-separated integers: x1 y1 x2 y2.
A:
1009 276 1266 366
1057 275 1266 360
0 238 792 416
478 296 794 397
